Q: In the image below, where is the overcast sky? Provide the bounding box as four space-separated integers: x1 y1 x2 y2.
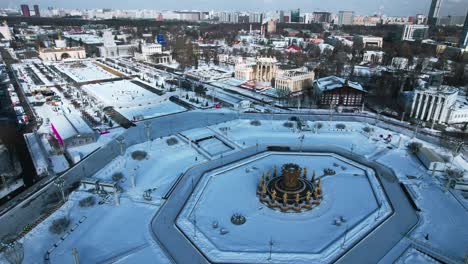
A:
1 0 467 16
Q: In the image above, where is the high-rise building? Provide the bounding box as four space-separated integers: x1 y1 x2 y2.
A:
437 15 466 26
291 9 300 23
402 24 429 40
219 11 240 23
338 11 354 26
427 0 442 26
249 12 262 23
313 12 332 23
33 4 40 17
21 4 30 17
279 10 285 23
459 11 468 48
239 15 249 23
267 19 277 34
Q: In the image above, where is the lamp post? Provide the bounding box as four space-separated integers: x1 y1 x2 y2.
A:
116 136 125 156
329 102 334 122
144 121 152 142
54 177 66 203
299 135 305 152
268 237 274 261
72 248 79 264
412 120 424 139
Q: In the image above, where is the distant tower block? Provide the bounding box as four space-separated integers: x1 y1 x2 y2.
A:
428 0 442 26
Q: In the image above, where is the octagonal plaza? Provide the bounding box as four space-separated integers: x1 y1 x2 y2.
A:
176 151 392 264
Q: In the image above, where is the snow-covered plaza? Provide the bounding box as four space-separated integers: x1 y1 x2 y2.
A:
82 80 186 119
177 152 392 263
4 115 468 264
54 60 117 83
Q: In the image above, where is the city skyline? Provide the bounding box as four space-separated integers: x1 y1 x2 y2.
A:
1 0 467 17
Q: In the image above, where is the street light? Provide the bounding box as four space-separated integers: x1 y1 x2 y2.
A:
299 134 305 152
72 248 79 264
412 120 424 139
329 101 334 122
116 136 125 156
54 177 66 203
268 237 274 261
144 121 152 142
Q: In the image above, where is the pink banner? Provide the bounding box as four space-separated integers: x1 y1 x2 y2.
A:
51 123 64 146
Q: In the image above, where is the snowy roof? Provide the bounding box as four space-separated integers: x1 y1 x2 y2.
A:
64 34 103 45
55 61 117 83
364 51 384 55
52 111 94 141
416 85 458 96
314 76 365 92
318 43 334 52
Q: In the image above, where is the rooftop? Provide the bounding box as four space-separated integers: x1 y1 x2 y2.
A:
314 76 365 92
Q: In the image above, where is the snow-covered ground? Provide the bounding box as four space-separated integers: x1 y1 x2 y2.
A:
177 152 391 263
395 247 441 264
66 127 126 163
12 118 468 264
55 60 116 83
17 191 170 264
83 79 186 120
210 119 398 158
118 100 186 121
82 80 162 109
90 136 207 202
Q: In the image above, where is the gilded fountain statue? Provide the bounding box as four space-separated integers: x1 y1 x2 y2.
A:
257 163 323 212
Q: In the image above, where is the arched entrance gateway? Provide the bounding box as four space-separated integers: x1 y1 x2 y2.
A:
61 53 71 60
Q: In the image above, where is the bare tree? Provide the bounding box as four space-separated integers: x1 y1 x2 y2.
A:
1 236 24 264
